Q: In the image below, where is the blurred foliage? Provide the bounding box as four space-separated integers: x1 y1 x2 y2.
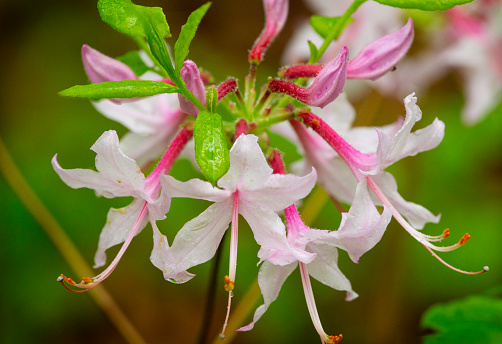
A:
0 1 501 344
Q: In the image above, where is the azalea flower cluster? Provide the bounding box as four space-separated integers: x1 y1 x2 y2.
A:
54 0 488 342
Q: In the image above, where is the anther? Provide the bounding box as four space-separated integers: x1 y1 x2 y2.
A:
442 228 450 239
224 275 234 292
327 334 343 344
81 277 93 284
311 118 320 129
458 233 471 246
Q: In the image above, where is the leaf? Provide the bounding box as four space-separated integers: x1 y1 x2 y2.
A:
145 23 175 79
372 0 475 11
194 111 230 185
117 51 156 76
59 80 178 100
308 41 319 62
206 87 218 113
97 0 170 37
310 15 353 40
421 294 502 344
174 2 211 71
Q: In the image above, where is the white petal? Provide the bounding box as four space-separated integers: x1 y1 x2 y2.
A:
161 175 231 202
238 261 297 331
242 168 317 211
217 135 273 192
239 202 293 266
306 243 358 301
320 179 391 263
52 131 145 198
94 199 148 268
160 201 232 283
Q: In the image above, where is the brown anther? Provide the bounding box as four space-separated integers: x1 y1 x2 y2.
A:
458 233 471 246
442 228 450 239
327 334 343 344
311 118 320 129
81 277 93 284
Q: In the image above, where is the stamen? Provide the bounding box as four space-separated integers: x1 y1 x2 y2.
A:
327 334 343 344
423 244 488 275
458 233 471 246
81 277 93 284
224 275 234 292
443 228 450 239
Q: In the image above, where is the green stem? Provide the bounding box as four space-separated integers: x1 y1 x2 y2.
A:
0 136 147 344
252 111 295 132
309 0 367 64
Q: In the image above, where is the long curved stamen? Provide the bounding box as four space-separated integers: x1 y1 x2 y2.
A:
58 201 149 292
299 262 342 344
220 191 240 339
366 176 488 275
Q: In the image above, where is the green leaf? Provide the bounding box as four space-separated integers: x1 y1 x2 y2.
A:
372 0 475 11
145 23 175 79
174 2 211 71
310 15 353 40
206 87 218 113
308 41 319 62
97 0 170 37
117 51 155 77
194 111 230 184
59 80 178 100
421 294 502 344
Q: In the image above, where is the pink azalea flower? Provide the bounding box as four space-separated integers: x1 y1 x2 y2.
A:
178 60 206 117
295 93 487 274
239 153 391 343
249 0 289 64
150 134 316 336
53 128 193 292
268 47 349 108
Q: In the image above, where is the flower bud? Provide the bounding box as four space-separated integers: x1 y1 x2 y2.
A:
268 46 348 108
82 44 138 84
178 60 206 117
249 0 289 64
347 18 414 80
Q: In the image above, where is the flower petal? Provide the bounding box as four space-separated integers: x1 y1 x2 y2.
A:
82 44 138 84
238 261 297 331
52 131 145 198
371 172 440 229
242 167 317 211
159 200 232 283
306 243 358 301
218 134 273 192
94 199 148 268
161 175 231 202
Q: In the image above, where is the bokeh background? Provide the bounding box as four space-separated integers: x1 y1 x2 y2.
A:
1 0 501 343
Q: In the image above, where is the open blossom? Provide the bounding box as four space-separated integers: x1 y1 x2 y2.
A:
53 128 193 291
268 47 349 108
249 0 289 63
239 153 391 344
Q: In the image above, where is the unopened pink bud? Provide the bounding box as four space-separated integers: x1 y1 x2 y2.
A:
347 18 414 80
217 79 238 101
82 45 138 84
178 60 206 117
269 46 348 108
249 0 288 64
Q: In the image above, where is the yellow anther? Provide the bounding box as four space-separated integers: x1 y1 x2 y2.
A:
442 228 450 239
458 233 471 246
327 334 343 344
223 275 234 292
81 277 93 284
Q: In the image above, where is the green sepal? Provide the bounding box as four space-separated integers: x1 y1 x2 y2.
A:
194 111 230 185
59 80 178 100
175 2 211 72
97 0 170 38
117 51 156 77
310 15 353 41
372 0 475 11
206 87 218 113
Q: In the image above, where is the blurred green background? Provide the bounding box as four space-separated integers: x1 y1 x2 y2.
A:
0 1 501 343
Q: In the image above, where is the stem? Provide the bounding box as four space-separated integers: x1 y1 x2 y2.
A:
197 237 226 344
252 111 295 132
0 136 147 344
310 0 367 64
